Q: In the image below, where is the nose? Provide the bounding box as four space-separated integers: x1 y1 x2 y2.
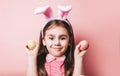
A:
54 39 60 45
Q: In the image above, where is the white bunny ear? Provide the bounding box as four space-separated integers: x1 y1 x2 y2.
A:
34 5 53 20
58 5 72 19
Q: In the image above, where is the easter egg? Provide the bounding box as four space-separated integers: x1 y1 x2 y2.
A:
27 40 36 50
79 40 89 50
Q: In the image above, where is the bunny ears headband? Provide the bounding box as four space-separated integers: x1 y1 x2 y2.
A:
34 5 72 21
34 5 72 36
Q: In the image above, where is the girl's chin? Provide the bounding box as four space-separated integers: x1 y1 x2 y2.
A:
50 53 64 57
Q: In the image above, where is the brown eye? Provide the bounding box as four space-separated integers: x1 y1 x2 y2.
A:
49 37 54 40
60 37 66 40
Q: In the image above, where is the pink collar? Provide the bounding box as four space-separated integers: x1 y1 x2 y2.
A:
46 54 66 62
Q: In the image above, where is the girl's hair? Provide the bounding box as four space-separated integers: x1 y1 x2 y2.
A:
37 19 75 76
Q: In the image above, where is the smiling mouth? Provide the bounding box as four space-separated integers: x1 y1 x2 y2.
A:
53 47 62 51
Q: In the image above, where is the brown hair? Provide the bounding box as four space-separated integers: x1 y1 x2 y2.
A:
37 19 75 76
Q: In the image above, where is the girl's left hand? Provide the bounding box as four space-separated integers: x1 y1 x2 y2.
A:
74 40 89 63
25 40 39 57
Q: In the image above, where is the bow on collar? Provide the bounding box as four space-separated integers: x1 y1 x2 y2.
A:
46 54 66 62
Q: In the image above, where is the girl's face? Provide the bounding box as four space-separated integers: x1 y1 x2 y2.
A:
42 25 70 57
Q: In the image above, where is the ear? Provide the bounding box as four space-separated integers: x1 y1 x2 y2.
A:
68 40 71 46
42 38 46 46
68 43 70 46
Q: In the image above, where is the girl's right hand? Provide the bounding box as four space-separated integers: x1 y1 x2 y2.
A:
74 40 89 63
25 40 39 57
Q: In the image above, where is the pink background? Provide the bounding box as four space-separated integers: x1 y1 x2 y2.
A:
0 0 120 76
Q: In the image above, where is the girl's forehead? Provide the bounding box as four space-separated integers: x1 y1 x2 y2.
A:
45 26 68 36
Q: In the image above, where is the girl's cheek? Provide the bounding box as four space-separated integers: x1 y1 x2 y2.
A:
62 41 69 46
47 41 53 46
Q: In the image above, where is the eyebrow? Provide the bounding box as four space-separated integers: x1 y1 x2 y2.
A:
47 34 68 37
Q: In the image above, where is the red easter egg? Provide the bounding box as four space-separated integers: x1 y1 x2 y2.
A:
79 40 89 50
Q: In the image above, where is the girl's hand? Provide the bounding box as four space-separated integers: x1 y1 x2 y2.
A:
25 40 39 57
74 40 89 62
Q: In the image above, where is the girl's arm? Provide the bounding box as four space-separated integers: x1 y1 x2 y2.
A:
73 51 86 76
73 40 88 76
25 44 39 76
27 55 38 76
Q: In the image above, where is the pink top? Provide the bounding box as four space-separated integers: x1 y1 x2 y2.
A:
45 54 66 76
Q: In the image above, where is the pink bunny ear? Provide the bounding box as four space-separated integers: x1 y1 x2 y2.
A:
34 5 53 20
58 5 72 19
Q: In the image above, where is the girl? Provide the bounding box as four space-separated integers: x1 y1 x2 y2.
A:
26 6 89 76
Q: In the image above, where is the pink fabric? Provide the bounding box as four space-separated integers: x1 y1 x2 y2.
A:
45 54 65 76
